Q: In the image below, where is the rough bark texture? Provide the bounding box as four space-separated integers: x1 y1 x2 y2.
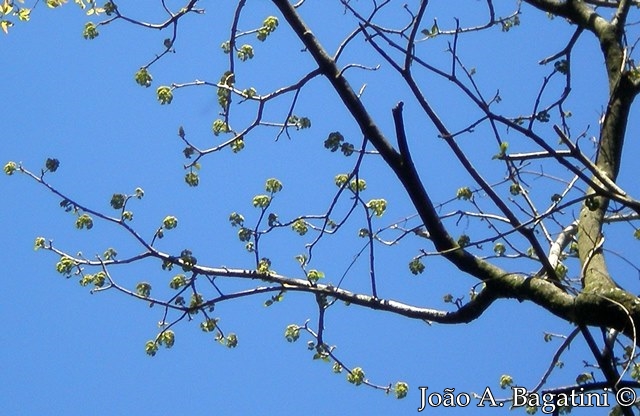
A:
272 0 640 343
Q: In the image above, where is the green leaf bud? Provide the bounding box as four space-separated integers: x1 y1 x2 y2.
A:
284 324 300 342
456 187 473 200
307 269 324 282
347 367 365 386
134 68 152 87
169 274 187 289
228 212 245 227
185 171 199 187
162 216 178 230
34 237 46 251
394 382 409 399
145 340 158 356
156 86 173 105
366 199 387 217
45 158 60 172
499 374 513 389
252 194 271 208
110 193 125 210
225 333 238 348
82 22 99 39
408 257 425 275
292 219 308 236
265 178 283 193
75 214 94 230
237 44 254 61
136 282 152 298
3 161 17 175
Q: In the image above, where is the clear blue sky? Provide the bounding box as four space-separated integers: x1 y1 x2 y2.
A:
2 2 636 415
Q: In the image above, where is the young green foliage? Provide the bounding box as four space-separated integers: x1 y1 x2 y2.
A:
257 258 271 274
201 318 218 332
145 340 159 357
268 213 279 227
157 330 175 348
45 158 60 172
241 87 257 98
217 71 234 108
456 187 472 200
189 293 204 311
80 271 106 288
349 179 366 192
228 212 244 227
237 227 252 242
169 274 187 290
457 234 470 248
102 247 117 260
252 195 271 208
575 372 593 385
225 333 238 348
324 131 344 151
408 257 425 275
500 15 520 32
499 374 514 389
110 193 125 210
162 216 178 230
334 173 349 188
394 382 409 399
237 44 254 61
134 68 153 87
45 0 65 9
3 161 17 175
288 115 311 130
56 256 76 276
82 22 98 39
265 178 283 193
0 3 31 34
285 324 300 342
156 86 173 105
554 59 569 74
536 110 550 122
75 213 94 230
179 249 197 272
136 282 152 298
420 19 440 38
34 237 46 251
231 137 245 153
347 367 366 386
257 16 278 41
264 291 284 307
324 131 354 156
292 218 308 235
185 171 199 187
212 119 231 136
366 199 387 217
307 269 324 283
493 141 509 159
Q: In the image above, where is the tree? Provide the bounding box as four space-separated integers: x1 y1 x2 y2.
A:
4 0 640 414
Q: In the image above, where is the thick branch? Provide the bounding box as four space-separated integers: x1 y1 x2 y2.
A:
271 0 507 280
266 0 640 338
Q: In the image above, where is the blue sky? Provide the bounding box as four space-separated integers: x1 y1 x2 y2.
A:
2 1 638 415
